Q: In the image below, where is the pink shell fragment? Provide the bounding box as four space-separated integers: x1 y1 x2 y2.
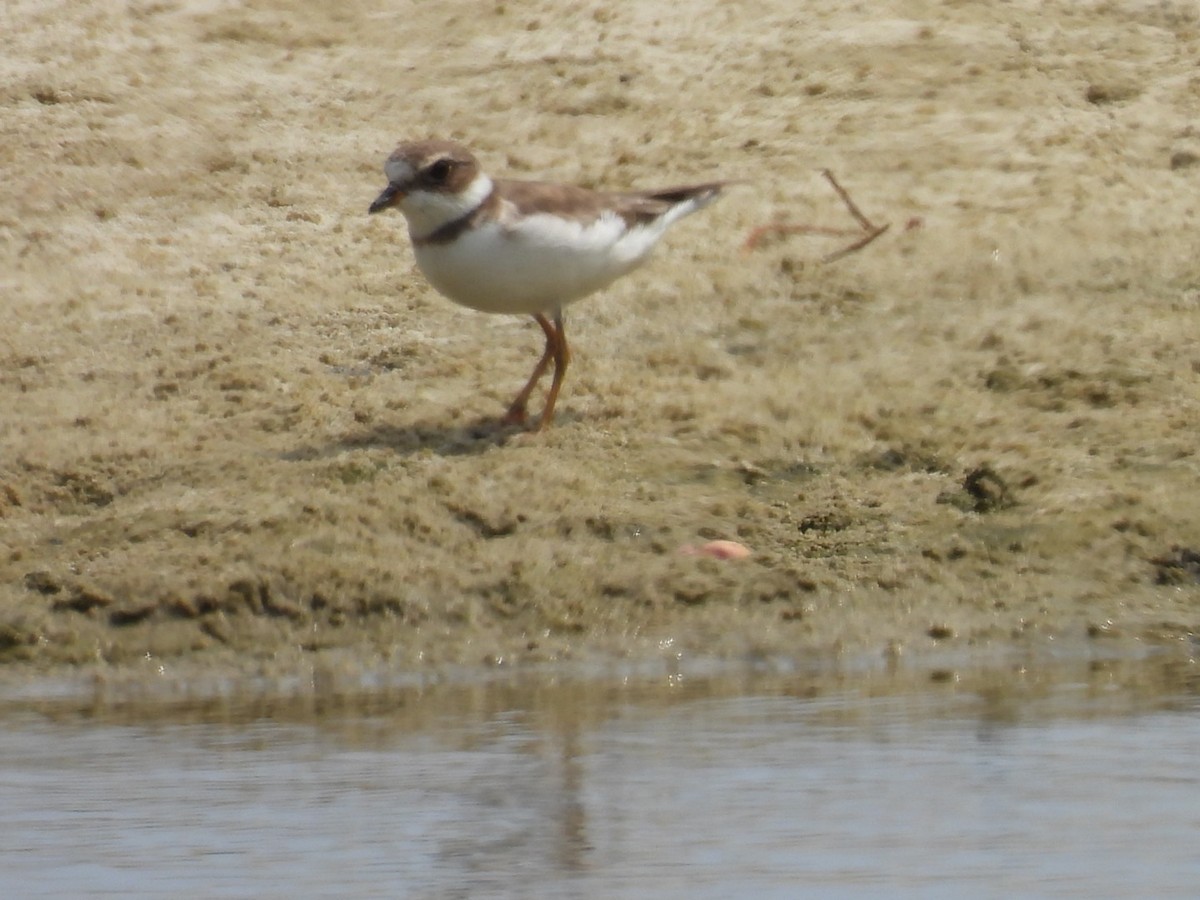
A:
681 540 752 561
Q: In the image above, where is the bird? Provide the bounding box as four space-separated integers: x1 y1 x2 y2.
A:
368 139 726 431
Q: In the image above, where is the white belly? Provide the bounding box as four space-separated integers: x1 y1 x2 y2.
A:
412 212 663 315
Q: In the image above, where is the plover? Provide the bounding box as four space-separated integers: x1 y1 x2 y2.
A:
368 139 726 431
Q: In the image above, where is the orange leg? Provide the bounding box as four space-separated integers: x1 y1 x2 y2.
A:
503 312 561 428
535 310 570 432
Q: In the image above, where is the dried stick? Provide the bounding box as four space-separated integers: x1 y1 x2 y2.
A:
742 170 890 262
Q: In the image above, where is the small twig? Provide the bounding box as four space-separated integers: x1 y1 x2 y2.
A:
821 222 890 263
741 169 890 262
819 169 874 230
742 224 862 249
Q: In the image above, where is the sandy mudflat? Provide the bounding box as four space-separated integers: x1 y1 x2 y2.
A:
2 0 1199 685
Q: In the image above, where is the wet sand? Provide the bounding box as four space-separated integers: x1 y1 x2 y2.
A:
3 0 1200 684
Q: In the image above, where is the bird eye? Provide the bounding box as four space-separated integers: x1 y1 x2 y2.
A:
427 158 452 183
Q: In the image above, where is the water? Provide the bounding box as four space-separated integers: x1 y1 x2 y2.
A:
1 653 1198 898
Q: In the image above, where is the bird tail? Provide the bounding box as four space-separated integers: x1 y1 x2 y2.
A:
649 181 725 208
637 182 728 229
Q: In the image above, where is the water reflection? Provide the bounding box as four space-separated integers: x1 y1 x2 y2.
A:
1 653 1198 898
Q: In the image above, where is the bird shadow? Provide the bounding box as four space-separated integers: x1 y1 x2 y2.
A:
281 413 540 462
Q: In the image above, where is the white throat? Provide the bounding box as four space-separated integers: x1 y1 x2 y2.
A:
400 173 494 241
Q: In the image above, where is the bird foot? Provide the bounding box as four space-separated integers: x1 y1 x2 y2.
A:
501 403 530 428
